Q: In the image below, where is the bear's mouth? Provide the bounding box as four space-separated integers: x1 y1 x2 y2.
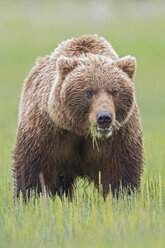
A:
96 126 112 139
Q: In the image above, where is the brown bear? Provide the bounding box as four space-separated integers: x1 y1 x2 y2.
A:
12 34 144 199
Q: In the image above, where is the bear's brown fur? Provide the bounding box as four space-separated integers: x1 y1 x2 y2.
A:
12 34 144 199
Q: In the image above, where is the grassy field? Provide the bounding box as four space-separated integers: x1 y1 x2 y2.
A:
0 1 165 247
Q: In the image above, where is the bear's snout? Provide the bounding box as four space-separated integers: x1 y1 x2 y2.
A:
96 111 113 128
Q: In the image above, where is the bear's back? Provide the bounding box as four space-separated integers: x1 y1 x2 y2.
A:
52 34 118 60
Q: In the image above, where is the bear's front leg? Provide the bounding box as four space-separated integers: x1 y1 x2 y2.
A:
53 175 75 199
12 125 58 200
99 129 143 198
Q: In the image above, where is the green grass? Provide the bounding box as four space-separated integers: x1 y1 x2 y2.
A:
0 1 165 247
87 125 99 150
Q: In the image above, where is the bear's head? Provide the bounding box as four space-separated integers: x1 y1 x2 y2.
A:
49 54 136 139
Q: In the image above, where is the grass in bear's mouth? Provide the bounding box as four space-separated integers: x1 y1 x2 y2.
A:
113 120 121 130
87 125 99 151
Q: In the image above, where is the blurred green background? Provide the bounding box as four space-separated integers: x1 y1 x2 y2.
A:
0 1 165 247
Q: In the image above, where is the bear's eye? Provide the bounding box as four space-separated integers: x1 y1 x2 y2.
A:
111 90 118 97
86 89 94 98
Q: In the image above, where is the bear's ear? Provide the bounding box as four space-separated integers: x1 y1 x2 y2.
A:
56 56 78 80
114 56 136 80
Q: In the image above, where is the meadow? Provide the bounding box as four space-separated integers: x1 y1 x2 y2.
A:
0 1 165 247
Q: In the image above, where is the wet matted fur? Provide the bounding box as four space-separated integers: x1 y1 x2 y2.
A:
12 34 144 199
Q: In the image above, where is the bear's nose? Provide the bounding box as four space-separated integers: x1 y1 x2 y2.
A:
96 111 113 128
